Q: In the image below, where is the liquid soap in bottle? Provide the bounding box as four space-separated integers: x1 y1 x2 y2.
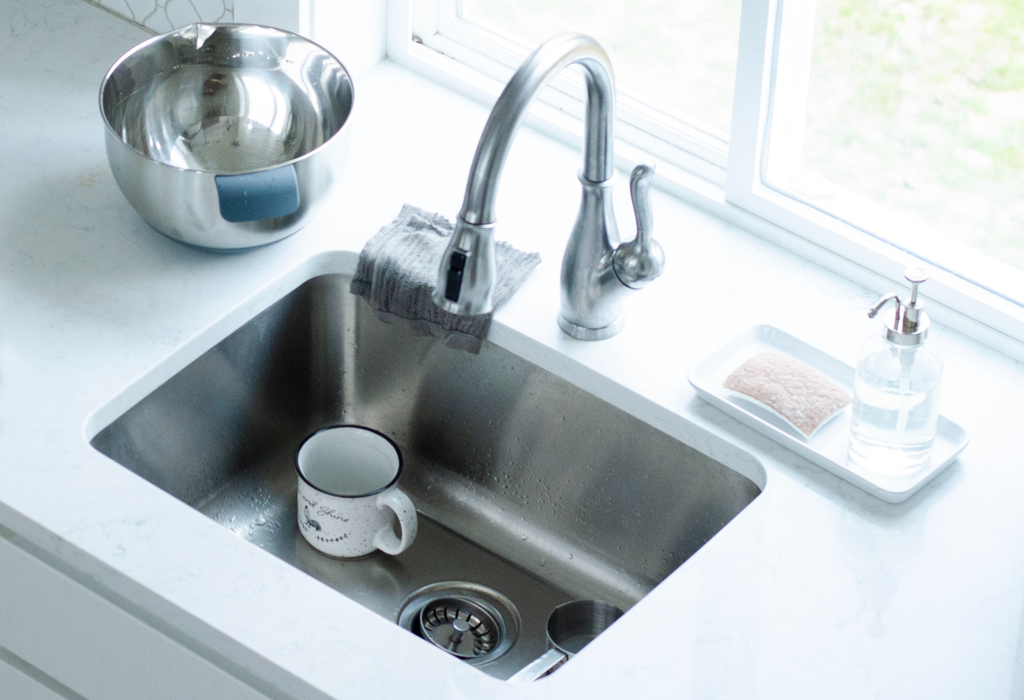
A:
848 268 944 476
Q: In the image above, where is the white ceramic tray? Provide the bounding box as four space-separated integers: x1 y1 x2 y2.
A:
689 325 969 503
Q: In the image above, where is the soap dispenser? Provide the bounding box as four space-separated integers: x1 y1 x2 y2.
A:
849 268 944 475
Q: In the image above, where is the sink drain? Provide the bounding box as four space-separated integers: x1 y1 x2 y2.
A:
420 597 499 658
397 582 520 665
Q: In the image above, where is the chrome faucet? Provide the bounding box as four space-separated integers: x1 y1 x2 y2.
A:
431 34 664 340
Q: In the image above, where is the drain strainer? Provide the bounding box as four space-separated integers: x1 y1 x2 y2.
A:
397 582 520 665
419 597 499 658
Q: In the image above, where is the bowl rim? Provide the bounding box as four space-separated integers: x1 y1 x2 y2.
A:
98 22 355 175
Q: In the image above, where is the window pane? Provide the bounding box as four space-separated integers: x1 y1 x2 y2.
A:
460 0 742 136
799 0 1024 272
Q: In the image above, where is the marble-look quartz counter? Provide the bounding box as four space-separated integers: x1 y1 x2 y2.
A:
3 1 1024 698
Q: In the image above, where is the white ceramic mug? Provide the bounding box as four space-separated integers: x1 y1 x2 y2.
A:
295 425 418 558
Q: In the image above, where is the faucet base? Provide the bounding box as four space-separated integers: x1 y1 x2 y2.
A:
557 313 624 340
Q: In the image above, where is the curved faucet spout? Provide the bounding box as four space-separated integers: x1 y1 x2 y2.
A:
433 34 664 337
460 34 615 226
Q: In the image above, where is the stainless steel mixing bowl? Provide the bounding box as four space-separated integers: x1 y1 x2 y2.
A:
100 23 354 250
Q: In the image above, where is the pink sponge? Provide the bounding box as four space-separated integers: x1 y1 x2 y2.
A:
722 352 851 438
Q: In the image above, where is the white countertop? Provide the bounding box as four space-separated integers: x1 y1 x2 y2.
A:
3 1 1024 698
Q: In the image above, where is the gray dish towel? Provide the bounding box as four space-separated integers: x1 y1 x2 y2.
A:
350 204 541 353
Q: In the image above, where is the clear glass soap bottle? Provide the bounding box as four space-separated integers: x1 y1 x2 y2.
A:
849 269 944 476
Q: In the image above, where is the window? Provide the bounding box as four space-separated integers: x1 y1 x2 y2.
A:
397 0 741 179
387 0 1024 351
762 0 1024 306
460 0 742 137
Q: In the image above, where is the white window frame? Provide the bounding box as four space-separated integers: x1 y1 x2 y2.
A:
385 0 1024 359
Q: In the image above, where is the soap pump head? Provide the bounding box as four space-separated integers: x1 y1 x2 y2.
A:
867 268 931 347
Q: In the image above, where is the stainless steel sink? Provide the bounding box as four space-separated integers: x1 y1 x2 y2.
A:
91 272 762 679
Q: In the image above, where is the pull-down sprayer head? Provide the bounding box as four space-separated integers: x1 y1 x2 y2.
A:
432 219 497 316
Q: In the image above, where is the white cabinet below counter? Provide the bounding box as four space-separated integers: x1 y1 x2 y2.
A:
0 533 274 700
0 647 75 700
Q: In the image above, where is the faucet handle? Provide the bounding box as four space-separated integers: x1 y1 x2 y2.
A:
613 164 665 289
630 163 654 247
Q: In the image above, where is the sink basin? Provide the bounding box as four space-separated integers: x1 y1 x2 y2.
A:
90 270 762 679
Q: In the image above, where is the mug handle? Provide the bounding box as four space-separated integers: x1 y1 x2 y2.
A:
373 488 418 555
